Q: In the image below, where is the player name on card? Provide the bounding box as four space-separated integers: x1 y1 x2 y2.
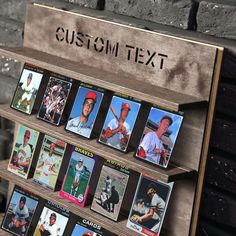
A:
24 3 218 101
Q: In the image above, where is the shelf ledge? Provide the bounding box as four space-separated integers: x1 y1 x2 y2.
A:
0 104 196 183
0 47 207 111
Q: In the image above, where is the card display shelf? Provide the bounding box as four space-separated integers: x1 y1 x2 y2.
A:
0 104 196 183
0 47 207 112
0 160 138 236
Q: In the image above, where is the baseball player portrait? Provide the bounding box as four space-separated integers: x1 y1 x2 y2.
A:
37 76 72 125
137 107 183 168
11 68 43 114
70 157 85 196
66 86 103 138
34 207 69 236
91 164 129 221
99 96 140 151
8 125 39 178
34 136 66 190
128 176 173 235
60 149 95 206
2 188 38 236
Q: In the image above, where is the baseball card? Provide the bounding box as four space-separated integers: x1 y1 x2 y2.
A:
8 124 39 179
37 75 72 126
1 186 39 236
33 135 67 190
70 216 112 236
127 174 174 236
11 63 44 115
33 201 69 236
65 84 104 139
136 107 184 168
99 94 141 152
59 146 95 207
91 159 130 221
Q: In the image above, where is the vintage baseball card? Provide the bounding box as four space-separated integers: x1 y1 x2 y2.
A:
33 201 70 236
70 215 112 236
91 160 130 221
99 94 141 152
37 75 72 126
11 63 44 115
1 186 39 236
8 124 40 179
127 174 174 236
65 83 104 139
59 146 95 207
33 135 67 190
136 107 184 168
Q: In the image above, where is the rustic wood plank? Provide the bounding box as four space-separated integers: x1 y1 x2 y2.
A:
0 104 195 182
0 47 207 112
190 48 224 236
24 3 217 101
0 160 195 236
164 180 196 236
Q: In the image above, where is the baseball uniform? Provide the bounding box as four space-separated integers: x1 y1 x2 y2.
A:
8 203 29 235
21 79 34 101
16 144 31 171
74 163 85 182
139 131 164 164
41 221 58 236
66 117 93 138
106 118 131 149
150 193 165 232
39 154 54 185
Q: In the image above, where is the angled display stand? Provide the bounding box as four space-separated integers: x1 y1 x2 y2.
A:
0 2 223 236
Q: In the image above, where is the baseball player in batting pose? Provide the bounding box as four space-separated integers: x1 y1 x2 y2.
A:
66 91 97 137
37 143 57 186
70 158 85 197
13 130 32 173
132 183 165 233
101 103 131 150
16 72 34 114
8 196 29 236
137 115 173 166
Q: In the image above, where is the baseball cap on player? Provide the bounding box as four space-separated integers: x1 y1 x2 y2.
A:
24 130 31 138
78 158 83 163
20 196 26 204
50 213 57 219
148 182 158 192
85 91 97 102
82 232 93 236
121 103 131 111
50 143 56 150
28 73 33 80
160 115 173 126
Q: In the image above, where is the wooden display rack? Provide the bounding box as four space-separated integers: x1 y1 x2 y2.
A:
0 2 223 236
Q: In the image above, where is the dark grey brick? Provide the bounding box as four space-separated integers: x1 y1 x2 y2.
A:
0 75 17 104
0 0 27 22
64 0 98 8
105 0 195 29
0 18 23 79
197 1 236 40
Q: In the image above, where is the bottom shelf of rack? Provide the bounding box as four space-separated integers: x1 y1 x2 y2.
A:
0 160 138 236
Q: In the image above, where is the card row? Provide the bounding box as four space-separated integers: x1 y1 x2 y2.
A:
2 171 173 236
6 124 174 235
10 64 184 168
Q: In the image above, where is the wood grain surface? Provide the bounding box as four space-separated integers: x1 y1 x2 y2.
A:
0 47 207 112
0 104 195 182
